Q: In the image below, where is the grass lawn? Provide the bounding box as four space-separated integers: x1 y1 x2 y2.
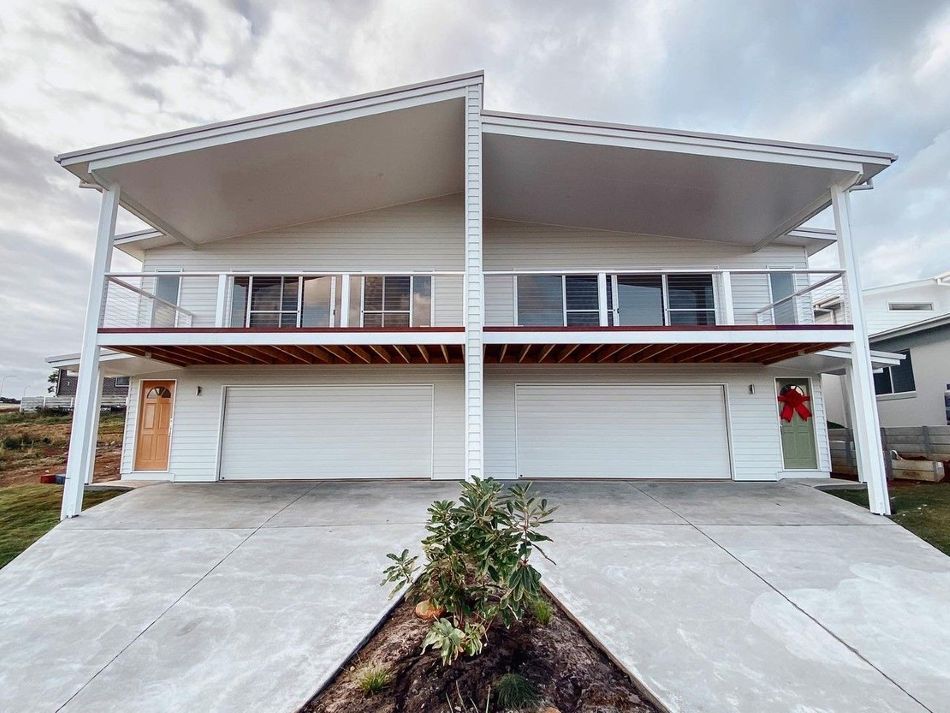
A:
0 485 124 569
831 482 950 555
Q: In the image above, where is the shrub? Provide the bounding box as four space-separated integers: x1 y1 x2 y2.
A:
382 477 556 665
493 673 538 709
529 597 553 626
353 663 393 695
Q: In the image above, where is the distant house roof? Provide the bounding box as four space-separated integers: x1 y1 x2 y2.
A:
870 313 950 343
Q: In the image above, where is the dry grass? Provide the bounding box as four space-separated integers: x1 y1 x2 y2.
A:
0 410 125 487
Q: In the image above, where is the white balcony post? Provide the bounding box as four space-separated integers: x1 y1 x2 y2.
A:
62 182 120 519
214 273 229 326
82 380 103 485
463 80 484 481
339 274 350 327
832 183 890 515
597 272 609 326
719 271 735 325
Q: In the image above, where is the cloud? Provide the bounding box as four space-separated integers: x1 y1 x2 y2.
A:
1 0 949 395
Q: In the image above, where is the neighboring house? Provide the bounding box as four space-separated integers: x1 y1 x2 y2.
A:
52 367 129 399
52 71 897 517
821 274 950 428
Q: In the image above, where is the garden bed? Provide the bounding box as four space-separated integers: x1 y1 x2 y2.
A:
301 592 658 713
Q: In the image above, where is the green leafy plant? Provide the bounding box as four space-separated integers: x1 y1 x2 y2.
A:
493 673 539 709
382 477 556 665
529 596 553 626
353 663 393 695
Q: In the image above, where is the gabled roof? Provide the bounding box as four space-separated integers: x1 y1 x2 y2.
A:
864 272 950 296
55 70 895 252
870 313 950 342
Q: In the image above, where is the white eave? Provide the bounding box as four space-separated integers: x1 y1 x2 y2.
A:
55 72 484 248
54 70 895 254
482 110 893 250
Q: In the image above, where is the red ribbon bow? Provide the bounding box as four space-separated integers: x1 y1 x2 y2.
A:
777 387 811 422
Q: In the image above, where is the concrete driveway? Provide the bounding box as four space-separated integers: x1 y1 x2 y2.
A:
536 481 950 713
0 480 948 713
0 481 457 713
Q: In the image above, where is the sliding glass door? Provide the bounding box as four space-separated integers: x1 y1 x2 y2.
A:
516 275 598 326
610 273 716 326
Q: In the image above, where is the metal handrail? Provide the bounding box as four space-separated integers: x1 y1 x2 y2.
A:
105 270 465 278
483 268 845 276
752 273 843 316
105 276 197 318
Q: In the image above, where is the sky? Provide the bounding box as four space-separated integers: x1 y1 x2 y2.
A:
1 0 949 397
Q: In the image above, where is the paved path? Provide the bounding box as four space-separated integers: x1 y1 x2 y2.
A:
535 481 950 713
1 480 948 712
0 481 456 713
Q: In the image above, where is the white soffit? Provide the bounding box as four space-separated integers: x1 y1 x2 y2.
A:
482 112 894 247
56 73 479 245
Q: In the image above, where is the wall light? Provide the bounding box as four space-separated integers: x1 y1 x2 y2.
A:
748 384 755 395
196 386 203 397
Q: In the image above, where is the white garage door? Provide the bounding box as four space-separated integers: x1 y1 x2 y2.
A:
516 384 731 479
219 385 433 479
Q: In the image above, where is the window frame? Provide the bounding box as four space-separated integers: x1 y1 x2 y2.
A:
887 302 934 312
874 349 916 396
359 275 433 328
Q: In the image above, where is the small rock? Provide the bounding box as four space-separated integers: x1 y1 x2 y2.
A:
414 599 445 621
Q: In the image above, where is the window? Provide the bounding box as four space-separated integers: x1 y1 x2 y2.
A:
230 276 301 327
113 376 130 387
612 275 663 326
517 274 564 326
564 276 600 325
874 349 916 395
666 274 716 325
516 275 599 326
888 302 933 311
230 275 325 328
768 272 798 325
361 275 432 327
152 273 181 327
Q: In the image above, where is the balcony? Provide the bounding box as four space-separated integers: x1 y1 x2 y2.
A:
98 271 465 366
482 269 854 364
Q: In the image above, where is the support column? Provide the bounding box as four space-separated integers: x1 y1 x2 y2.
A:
832 183 890 514
82 376 103 485
62 183 120 519
719 271 735 325
463 81 484 481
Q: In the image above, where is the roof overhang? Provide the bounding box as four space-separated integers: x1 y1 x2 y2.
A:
778 346 905 374
870 313 950 342
482 111 894 249
56 72 482 247
46 349 175 377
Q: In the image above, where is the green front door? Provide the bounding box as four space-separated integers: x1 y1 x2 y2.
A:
777 378 818 469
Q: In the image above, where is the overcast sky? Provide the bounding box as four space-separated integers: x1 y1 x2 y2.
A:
2 0 949 397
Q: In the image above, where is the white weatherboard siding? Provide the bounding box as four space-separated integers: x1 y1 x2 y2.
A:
121 366 464 481
515 384 731 478
141 195 465 327
220 385 433 479
483 219 809 326
485 365 831 481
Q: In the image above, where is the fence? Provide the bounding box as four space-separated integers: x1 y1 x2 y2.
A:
829 426 950 479
19 395 128 413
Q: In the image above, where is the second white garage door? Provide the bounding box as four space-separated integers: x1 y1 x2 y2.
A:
515 384 732 479
219 385 434 479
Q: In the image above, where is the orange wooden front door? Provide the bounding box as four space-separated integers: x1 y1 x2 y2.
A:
134 380 175 471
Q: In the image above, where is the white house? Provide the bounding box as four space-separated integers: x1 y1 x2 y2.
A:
53 71 897 517
821 274 950 428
